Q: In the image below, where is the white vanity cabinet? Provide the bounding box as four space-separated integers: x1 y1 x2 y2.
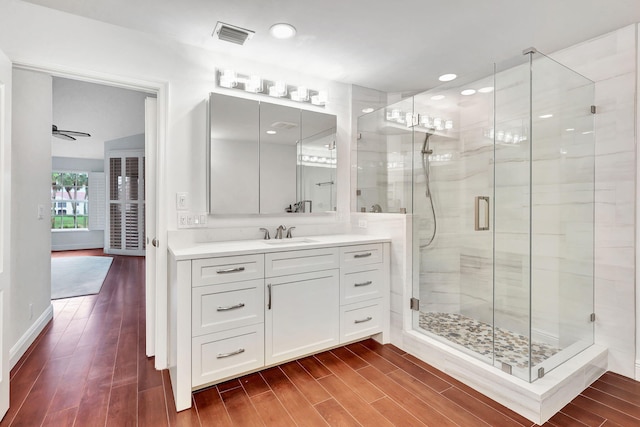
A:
168 236 390 412
339 244 386 343
265 248 340 365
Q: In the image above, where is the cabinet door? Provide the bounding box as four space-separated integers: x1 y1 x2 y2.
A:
265 270 339 365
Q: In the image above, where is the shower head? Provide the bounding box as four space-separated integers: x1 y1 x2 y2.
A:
421 132 433 155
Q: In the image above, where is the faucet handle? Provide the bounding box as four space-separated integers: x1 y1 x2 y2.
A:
286 227 296 238
259 227 271 240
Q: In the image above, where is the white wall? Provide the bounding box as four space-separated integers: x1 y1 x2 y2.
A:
11 68 52 350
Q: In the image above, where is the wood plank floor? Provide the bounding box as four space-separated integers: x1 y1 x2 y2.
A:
2 253 639 426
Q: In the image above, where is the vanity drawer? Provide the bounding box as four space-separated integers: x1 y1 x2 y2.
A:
192 324 265 387
265 247 339 277
340 300 383 343
192 280 264 337
340 266 383 305
340 244 383 268
192 254 264 287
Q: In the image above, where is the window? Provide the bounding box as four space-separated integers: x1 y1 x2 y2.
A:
51 172 89 229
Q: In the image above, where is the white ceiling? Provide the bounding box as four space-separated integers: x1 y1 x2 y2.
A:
52 77 151 159
23 0 640 93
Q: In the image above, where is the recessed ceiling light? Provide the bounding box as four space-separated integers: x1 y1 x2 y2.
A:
269 23 296 39
565 128 575 132
539 114 553 119
266 130 277 135
431 95 445 101
461 89 476 96
478 87 494 93
439 73 457 82
362 107 374 113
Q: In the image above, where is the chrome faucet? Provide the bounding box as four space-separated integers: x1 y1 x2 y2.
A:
286 226 296 238
259 227 271 240
275 225 287 239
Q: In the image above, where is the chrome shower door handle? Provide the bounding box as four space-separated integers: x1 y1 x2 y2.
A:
474 196 490 231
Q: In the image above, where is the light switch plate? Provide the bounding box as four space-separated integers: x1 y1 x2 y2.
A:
176 192 189 210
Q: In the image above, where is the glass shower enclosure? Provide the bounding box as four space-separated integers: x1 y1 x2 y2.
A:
356 50 595 382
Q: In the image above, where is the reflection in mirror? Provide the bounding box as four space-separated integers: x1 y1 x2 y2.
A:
299 110 337 212
208 93 337 214
209 95 259 214
259 103 300 214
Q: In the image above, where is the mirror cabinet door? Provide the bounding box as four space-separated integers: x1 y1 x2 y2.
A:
208 93 337 215
259 103 300 214
209 94 259 214
299 110 337 212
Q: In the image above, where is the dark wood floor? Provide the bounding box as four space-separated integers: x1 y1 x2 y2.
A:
1 252 639 426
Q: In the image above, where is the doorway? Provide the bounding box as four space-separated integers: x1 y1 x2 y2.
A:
13 63 168 369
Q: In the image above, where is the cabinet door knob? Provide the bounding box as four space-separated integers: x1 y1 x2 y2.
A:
152 238 159 247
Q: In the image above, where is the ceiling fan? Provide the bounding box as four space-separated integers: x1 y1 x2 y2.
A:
52 124 91 141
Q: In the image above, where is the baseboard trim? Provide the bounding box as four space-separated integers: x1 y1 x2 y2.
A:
10 304 53 369
636 360 640 381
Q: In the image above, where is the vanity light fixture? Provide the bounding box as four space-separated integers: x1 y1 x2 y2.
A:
216 69 327 107
438 73 457 82
219 69 238 88
386 108 453 132
269 23 297 39
245 75 263 93
291 86 309 102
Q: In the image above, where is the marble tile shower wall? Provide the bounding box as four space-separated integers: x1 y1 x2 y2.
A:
549 24 638 377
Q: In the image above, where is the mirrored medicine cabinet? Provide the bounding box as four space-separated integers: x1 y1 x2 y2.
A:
207 93 337 215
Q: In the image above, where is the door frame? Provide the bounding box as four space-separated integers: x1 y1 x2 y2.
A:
13 61 169 368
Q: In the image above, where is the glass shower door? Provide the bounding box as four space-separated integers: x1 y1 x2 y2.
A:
528 52 595 380
411 74 497 366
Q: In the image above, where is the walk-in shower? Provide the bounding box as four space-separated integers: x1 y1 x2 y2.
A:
357 48 596 384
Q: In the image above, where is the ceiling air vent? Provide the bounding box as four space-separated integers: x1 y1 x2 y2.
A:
213 22 255 45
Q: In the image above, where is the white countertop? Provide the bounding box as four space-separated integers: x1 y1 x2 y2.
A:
168 234 390 260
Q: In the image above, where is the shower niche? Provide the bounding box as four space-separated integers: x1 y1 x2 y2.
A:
356 50 596 384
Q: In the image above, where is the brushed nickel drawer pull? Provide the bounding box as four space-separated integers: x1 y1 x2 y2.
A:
267 284 272 310
354 316 373 324
354 252 372 258
216 267 246 274
216 303 245 311
354 281 373 287
216 348 245 359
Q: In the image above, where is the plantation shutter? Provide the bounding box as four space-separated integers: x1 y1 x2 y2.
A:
106 150 145 255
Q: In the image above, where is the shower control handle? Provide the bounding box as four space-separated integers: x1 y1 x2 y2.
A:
474 196 490 231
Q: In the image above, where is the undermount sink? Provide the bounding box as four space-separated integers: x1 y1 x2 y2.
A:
262 237 317 245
